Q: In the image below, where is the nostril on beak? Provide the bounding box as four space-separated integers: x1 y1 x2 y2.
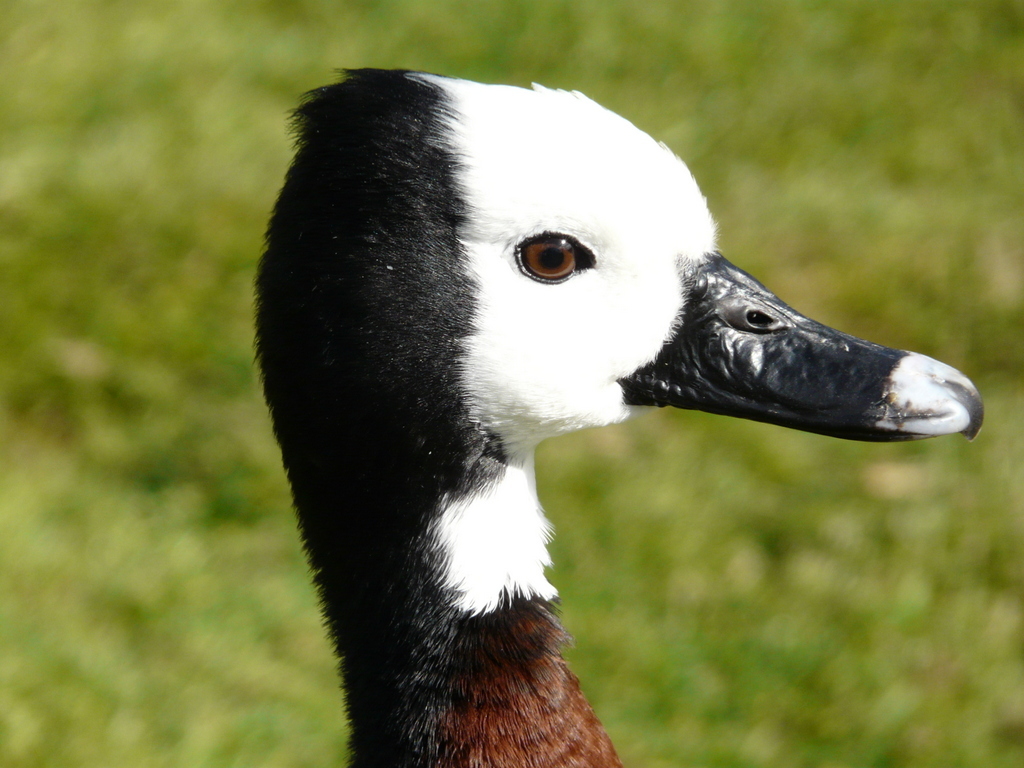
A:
744 309 777 330
719 301 785 334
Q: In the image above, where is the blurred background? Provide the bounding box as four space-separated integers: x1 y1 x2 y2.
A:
1 1 1022 766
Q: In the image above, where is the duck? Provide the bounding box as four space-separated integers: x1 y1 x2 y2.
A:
255 69 983 768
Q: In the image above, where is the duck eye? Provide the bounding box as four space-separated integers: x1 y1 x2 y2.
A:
517 234 594 283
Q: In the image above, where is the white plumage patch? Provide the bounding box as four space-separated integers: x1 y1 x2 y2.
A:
430 76 717 454
433 456 557 615
421 75 718 613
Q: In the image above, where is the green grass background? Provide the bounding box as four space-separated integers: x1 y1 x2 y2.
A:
2 1 1023 766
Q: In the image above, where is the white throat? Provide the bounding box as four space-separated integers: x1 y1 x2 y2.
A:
433 454 558 614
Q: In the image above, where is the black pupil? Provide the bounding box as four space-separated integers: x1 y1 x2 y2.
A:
746 310 773 327
539 246 568 271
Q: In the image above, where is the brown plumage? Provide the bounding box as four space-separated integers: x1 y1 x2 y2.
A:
440 602 621 768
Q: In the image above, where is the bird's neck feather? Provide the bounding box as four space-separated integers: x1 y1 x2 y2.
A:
288 433 620 767
433 454 558 614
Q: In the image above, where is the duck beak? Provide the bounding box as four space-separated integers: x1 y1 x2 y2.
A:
619 253 983 442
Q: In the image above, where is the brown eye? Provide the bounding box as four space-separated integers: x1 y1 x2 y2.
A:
517 235 594 283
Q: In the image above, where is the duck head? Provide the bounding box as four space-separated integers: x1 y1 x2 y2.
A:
433 75 982 457
258 69 982 619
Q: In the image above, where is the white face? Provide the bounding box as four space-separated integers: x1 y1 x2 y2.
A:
430 77 718 456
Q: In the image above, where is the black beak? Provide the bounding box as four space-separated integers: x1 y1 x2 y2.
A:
620 253 984 442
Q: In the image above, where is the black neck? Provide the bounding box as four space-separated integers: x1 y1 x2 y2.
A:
262 404 621 767
293 430 504 767
262 398 621 767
